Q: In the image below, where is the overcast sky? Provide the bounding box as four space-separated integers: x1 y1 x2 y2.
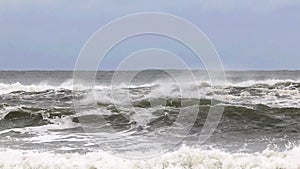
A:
0 0 299 70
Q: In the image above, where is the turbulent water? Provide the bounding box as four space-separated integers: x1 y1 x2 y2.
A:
0 70 299 169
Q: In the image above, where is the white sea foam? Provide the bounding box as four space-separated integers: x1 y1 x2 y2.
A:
0 146 299 169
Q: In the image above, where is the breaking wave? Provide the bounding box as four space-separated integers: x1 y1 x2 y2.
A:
0 78 299 92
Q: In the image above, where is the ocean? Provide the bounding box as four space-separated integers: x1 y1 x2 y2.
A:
0 70 299 169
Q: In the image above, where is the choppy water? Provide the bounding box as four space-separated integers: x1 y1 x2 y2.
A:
0 70 299 169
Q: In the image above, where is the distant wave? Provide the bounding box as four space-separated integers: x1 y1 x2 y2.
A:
0 78 300 108
0 81 73 95
0 78 300 92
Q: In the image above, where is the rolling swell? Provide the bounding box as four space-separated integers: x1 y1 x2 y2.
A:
0 110 49 130
1 96 300 133
5 96 292 135
0 107 73 130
